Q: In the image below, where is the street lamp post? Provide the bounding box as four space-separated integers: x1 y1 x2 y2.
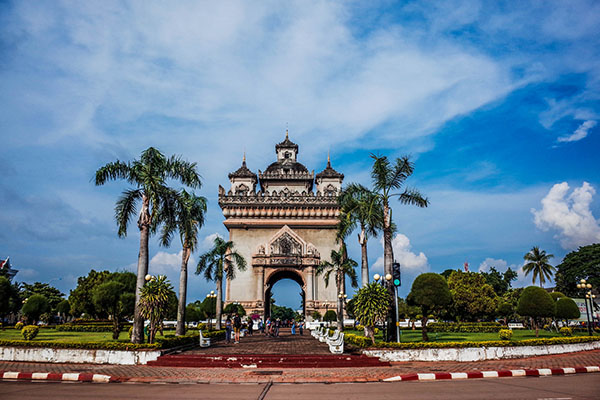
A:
338 292 348 330
206 291 217 331
576 279 595 336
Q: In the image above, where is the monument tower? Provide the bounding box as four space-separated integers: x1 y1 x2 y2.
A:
218 131 344 319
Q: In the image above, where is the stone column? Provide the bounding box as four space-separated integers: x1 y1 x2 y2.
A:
256 266 265 302
306 266 314 302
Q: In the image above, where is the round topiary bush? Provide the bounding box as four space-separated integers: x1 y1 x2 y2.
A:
560 327 573 337
15 322 24 330
21 325 40 341
499 329 513 340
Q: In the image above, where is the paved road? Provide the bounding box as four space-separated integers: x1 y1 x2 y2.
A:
2 374 599 399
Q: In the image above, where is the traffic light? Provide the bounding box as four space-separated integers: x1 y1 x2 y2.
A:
392 262 401 287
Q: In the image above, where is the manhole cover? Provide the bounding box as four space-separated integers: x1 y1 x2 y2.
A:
249 371 283 375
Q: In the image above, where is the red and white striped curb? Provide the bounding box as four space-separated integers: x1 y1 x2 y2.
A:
0 371 118 383
383 366 600 382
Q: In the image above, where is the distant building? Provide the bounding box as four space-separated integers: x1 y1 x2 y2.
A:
0 256 18 280
219 131 344 320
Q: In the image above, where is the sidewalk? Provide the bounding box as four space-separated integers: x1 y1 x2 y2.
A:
1 350 599 383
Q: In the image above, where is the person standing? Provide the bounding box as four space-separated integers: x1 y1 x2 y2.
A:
225 316 232 344
233 313 242 344
299 320 304 336
291 320 296 335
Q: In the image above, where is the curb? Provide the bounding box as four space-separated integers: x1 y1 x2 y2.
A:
383 366 600 382
0 371 119 383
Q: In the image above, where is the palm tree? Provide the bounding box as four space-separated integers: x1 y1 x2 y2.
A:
316 246 359 330
95 147 201 343
139 275 174 344
161 190 207 336
370 155 429 294
338 183 383 287
523 246 555 288
196 236 246 330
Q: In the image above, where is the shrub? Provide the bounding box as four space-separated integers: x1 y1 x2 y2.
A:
560 327 573 337
15 322 24 330
356 324 364 331
21 325 40 341
428 322 502 333
498 329 513 340
21 294 50 323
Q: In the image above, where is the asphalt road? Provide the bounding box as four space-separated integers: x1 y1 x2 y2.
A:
1 374 599 399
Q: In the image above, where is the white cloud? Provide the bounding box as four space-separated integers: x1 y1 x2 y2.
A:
558 120 597 142
372 233 429 272
532 182 600 249
478 257 509 273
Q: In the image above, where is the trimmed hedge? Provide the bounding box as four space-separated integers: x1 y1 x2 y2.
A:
498 329 513 340
21 325 40 341
57 323 132 332
345 335 600 349
428 322 502 333
0 329 226 351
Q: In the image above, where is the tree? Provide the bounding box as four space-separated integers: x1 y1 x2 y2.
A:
223 303 246 316
56 299 71 322
447 271 499 321
316 247 359 330
272 305 296 321
481 267 518 296
408 273 452 341
69 270 112 318
95 147 201 343
370 154 429 298
338 184 383 287
311 310 322 321
523 246 555 288
555 244 600 296
92 281 131 339
323 310 337 325
19 282 64 311
21 294 49 324
196 236 246 330
0 276 19 321
550 292 566 301
516 286 555 337
160 190 207 336
555 297 580 326
139 275 174 343
199 296 216 330
185 304 203 323
496 301 514 325
353 283 392 344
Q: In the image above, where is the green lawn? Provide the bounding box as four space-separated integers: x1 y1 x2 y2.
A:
0 328 175 343
346 329 596 343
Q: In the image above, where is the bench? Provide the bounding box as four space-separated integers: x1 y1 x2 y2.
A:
326 329 341 345
508 323 525 329
319 328 331 343
328 332 344 354
199 330 211 347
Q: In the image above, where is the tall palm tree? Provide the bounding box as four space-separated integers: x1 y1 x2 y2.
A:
196 236 246 330
95 147 201 343
523 246 555 288
338 183 383 287
316 246 359 330
370 154 429 295
161 190 207 336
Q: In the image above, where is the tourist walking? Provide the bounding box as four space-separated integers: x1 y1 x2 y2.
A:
291 320 296 335
299 320 304 335
233 313 242 343
225 316 232 344
247 317 254 336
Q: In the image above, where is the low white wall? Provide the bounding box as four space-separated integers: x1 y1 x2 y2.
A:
364 340 600 362
0 346 162 365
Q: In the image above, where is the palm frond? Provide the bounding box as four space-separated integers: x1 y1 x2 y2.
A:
95 161 132 186
114 189 142 237
397 188 429 208
167 156 202 189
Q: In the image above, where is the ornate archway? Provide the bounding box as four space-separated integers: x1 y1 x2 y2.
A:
252 226 320 319
264 268 305 318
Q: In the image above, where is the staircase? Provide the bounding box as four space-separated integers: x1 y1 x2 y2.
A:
147 354 390 368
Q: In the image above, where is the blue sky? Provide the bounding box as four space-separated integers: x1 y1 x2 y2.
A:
1 1 599 310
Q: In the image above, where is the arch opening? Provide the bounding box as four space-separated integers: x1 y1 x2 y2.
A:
264 269 305 319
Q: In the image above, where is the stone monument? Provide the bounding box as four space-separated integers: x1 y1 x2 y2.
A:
218 131 344 320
